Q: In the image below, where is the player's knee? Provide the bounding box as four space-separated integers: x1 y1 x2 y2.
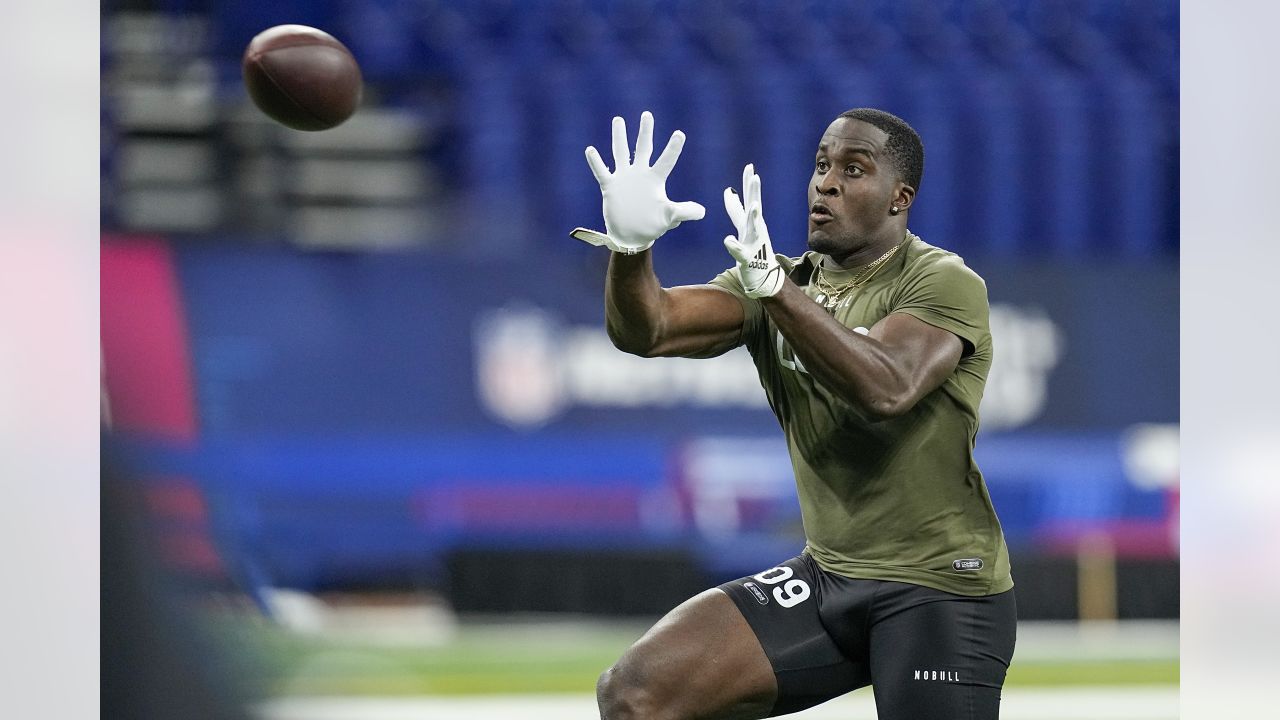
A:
597 661 675 720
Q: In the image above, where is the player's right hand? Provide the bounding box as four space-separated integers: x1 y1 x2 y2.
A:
577 111 705 254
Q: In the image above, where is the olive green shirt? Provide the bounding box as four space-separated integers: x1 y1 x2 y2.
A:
709 234 1012 596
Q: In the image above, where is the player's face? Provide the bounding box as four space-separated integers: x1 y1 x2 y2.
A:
807 118 910 262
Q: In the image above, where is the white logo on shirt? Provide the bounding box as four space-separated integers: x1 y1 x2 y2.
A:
776 332 808 374
776 327 869 374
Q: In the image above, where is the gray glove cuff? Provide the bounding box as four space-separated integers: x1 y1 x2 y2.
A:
569 227 654 255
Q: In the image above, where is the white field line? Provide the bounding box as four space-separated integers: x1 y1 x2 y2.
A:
259 686 1178 720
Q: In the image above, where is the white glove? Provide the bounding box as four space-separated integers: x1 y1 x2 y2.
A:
573 111 705 254
723 164 784 298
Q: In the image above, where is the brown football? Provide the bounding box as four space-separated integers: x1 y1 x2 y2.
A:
242 25 362 131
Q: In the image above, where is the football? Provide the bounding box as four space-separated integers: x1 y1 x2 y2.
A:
242 24 362 131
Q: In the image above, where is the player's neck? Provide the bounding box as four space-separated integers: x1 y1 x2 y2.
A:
825 231 906 272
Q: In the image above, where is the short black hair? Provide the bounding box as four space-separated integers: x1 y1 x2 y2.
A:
837 108 924 192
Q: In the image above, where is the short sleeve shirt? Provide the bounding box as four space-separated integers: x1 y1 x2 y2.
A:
708 233 1012 596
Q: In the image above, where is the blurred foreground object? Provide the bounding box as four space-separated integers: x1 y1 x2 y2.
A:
102 452 257 720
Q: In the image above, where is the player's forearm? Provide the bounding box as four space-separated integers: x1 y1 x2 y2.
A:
762 282 912 419
604 250 668 356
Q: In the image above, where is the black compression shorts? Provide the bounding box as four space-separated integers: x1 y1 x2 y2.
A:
718 553 1016 719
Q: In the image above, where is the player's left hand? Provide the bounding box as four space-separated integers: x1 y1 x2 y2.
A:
723 164 784 298
574 111 706 254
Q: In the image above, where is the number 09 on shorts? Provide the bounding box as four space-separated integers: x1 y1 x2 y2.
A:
753 566 812 608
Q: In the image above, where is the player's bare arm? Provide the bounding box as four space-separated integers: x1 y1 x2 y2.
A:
577 111 745 359
605 252 745 358
762 284 961 419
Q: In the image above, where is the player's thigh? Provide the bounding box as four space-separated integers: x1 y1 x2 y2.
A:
719 555 868 716
867 585 1016 720
599 588 777 720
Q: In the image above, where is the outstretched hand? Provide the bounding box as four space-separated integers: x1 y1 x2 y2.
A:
576 111 705 254
723 164 784 298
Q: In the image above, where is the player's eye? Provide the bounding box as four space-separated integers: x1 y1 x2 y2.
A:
845 165 863 177
815 160 830 173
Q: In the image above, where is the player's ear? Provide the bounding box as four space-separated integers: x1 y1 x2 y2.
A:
892 182 916 214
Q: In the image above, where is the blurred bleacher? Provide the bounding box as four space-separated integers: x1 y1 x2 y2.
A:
102 0 1178 258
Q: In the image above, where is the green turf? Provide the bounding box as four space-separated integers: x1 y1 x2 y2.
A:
220 618 1178 697
1006 660 1178 687
251 622 639 696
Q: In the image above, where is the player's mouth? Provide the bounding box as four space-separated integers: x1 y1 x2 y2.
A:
810 202 834 224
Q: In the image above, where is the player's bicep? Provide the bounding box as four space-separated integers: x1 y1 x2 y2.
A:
649 285 746 358
867 312 963 403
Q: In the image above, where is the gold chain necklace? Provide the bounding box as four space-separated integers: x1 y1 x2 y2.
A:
814 234 910 310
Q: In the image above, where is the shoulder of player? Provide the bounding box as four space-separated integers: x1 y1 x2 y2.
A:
900 236 987 289
778 252 811 272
